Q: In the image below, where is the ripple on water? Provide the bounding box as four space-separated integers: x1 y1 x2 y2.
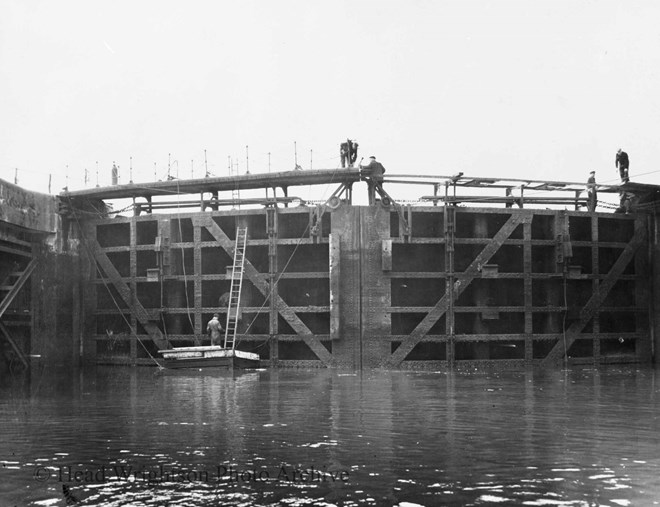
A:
2 366 658 506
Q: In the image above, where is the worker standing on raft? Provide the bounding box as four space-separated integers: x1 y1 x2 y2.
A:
206 313 223 346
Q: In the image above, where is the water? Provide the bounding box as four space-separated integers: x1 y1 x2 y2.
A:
1 365 660 506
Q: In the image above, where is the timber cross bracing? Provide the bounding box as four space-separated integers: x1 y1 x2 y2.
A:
540 219 648 367
91 242 170 351
84 205 652 368
193 216 334 366
0 260 36 368
388 212 533 366
0 259 37 320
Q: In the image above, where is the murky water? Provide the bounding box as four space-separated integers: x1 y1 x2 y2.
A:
1 365 660 506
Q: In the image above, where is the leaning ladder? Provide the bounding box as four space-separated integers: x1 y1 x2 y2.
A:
224 227 248 349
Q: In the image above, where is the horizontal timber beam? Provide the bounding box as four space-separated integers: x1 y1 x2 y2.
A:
63 169 361 200
194 215 334 366
90 241 170 350
388 211 533 366
540 219 648 367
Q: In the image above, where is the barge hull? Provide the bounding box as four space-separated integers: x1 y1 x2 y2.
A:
159 356 259 369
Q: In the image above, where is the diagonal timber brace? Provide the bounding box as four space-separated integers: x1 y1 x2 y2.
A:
0 321 29 368
0 259 36 320
388 212 532 366
193 216 334 366
91 241 170 351
540 219 648 367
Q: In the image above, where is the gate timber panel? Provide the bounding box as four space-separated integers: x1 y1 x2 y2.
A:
388 211 531 366
382 209 651 368
91 241 169 351
86 210 335 366
194 215 333 366
540 216 648 366
83 206 651 368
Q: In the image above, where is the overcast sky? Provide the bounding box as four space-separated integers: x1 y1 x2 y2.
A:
1 0 659 202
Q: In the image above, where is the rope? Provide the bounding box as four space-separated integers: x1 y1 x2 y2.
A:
68 197 164 369
237 168 345 350
175 179 195 336
239 219 313 349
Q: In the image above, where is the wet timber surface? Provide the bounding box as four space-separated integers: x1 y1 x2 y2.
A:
1 365 660 506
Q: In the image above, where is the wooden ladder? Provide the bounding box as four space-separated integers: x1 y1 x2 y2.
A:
224 227 248 349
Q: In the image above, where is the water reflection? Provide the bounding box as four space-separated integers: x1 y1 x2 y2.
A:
1 365 659 506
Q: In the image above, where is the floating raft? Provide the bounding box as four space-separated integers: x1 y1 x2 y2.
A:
158 346 259 370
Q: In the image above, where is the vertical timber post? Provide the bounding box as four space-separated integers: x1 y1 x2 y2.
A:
193 220 203 344
329 232 341 341
652 214 660 363
523 217 533 363
444 203 455 366
267 207 278 365
129 217 138 364
158 218 171 340
82 220 97 364
72 256 82 366
635 215 651 360
592 213 601 363
70 220 82 366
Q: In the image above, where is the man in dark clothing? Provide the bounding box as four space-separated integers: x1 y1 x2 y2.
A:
616 149 629 183
586 170 597 212
360 156 386 205
348 139 359 167
340 141 350 168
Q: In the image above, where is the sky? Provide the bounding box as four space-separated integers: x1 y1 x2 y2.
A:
1 0 660 205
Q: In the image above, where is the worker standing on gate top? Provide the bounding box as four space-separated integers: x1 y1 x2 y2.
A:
348 139 359 167
207 313 223 346
111 162 119 185
616 148 629 183
360 155 386 205
340 140 350 168
586 170 597 212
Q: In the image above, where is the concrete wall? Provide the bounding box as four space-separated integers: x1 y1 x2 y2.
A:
0 178 58 234
0 179 83 368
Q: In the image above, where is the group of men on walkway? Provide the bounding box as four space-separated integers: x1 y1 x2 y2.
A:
340 139 359 168
339 139 388 205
